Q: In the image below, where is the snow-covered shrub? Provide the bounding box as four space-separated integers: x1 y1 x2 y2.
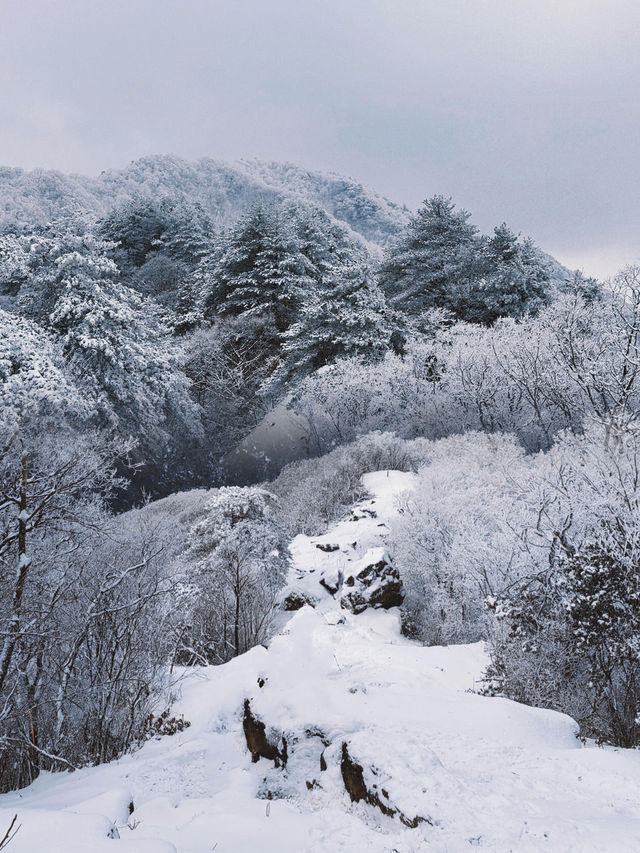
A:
389 432 535 645
0 417 176 790
489 427 640 746
142 710 191 740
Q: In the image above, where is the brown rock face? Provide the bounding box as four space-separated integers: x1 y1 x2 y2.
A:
243 700 287 767
340 742 431 829
340 742 371 806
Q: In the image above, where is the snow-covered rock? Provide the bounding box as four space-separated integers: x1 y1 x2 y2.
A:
340 547 403 612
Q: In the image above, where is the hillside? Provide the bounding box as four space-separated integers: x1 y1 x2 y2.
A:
1 471 639 853
0 156 409 248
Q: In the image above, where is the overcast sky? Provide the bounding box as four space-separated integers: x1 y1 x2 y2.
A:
0 0 637 278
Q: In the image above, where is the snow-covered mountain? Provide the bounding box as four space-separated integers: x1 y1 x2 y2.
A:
0 156 574 284
2 470 638 853
0 156 409 247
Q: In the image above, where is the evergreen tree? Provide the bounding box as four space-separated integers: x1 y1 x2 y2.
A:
379 195 481 317
0 309 83 430
276 262 398 387
99 196 217 312
157 198 215 267
99 196 165 273
469 223 551 324
11 231 200 478
560 269 601 302
288 203 366 274
200 204 316 334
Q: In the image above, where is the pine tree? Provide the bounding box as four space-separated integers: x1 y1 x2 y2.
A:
11 230 199 454
157 198 215 267
379 195 481 317
288 203 366 274
276 262 397 387
200 203 316 334
470 224 551 324
99 196 166 273
0 309 83 431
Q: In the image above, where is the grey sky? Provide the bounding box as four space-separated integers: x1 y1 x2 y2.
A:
0 0 638 278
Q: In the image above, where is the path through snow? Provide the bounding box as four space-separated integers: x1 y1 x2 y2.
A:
2 471 640 851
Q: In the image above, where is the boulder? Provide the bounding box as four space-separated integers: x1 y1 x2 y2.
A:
340 590 368 615
282 590 316 611
243 700 287 767
339 549 403 613
340 742 431 829
319 567 343 596
315 542 340 552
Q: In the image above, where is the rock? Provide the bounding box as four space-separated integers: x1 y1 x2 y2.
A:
368 579 403 609
356 556 390 586
315 542 339 552
340 742 431 829
350 507 378 521
340 742 370 805
319 567 343 596
339 549 403 614
340 590 368 614
243 700 287 767
282 590 315 611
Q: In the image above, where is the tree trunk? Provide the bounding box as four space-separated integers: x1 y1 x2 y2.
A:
0 452 30 694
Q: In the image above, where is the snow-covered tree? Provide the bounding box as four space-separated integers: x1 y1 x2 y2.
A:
275 262 399 389
0 309 83 431
180 486 288 661
98 196 217 313
199 204 312 333
379 195 481 317
469 224 551 324
182 319 272 475
5 230 202 497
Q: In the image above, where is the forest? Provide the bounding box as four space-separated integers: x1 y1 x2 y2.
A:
1 154 638 803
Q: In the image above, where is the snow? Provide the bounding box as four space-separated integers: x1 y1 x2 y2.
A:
3 470 640 851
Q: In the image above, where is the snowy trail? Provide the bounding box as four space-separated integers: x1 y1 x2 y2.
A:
2 471 640 851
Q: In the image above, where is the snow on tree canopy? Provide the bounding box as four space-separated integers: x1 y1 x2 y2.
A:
0 308 83 430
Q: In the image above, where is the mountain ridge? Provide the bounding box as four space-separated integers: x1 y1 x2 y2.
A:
0 155 410 250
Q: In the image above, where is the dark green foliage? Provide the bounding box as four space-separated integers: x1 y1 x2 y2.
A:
468 224 551 324
277 262 400 386
379 195 480 317
380 197 552 324
99 196 217 311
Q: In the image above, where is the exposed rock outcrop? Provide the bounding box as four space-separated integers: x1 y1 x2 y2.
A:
340 742 431 829
319 567 343 596
315 542 340 552
282 590 316 611
243 700 287 767
340 549 403 613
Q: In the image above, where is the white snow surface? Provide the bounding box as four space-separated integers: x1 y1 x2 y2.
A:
2 470 640 851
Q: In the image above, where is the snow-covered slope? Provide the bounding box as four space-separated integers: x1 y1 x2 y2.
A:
2 471 640 852
0 156 409 247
